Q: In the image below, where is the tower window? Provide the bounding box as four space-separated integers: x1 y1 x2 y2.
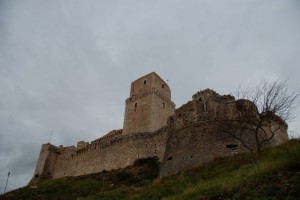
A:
134 102 138 108
162 84 165 88
163 102 165 108
144 80 147 85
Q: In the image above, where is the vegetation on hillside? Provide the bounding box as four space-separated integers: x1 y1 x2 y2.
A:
2 139 300 200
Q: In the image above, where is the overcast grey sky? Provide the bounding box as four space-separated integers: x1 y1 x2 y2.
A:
1 0 300 191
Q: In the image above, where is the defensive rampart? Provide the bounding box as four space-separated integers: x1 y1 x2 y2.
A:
159 89 288 177
30 128 167 184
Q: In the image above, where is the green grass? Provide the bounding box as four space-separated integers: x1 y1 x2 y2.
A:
3 139 300 200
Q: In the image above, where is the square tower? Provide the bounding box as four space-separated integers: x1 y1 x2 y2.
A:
123 72 175 135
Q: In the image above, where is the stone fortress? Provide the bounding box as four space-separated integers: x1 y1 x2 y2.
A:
30 72 288 183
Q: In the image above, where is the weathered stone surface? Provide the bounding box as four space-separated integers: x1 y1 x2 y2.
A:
123 72 175 135
29 128 168 183
29 73 288 184
29 72 173 183
159 89 288 177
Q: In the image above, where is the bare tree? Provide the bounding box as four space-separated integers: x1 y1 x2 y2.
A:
219 80 299 153
237 80 299 121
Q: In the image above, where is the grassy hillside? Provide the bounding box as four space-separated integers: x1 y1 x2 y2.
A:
3 139 300 200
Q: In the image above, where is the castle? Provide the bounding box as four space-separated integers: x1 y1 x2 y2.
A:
29 72 288 184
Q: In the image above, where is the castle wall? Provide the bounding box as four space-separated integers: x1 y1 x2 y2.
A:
159 90 289 177
29 144 58 184
30 74 289 184
50 128 168 179
269 125 289 145
160 96 249 177
262 118 289 146
159 121 249 177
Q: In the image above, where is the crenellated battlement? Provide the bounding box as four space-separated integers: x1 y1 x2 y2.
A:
75 128 167 157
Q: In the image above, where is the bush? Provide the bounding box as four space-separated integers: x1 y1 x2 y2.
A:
133 156 159 167
116 172 132 182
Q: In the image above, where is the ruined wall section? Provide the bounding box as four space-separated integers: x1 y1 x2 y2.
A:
268 124 289 146
160 121 250 177
51 128 168 179
160 92 248 177
160 89 288 177
29 144 59 184
261 113 289 146
171 89 236 133
123 72 175 135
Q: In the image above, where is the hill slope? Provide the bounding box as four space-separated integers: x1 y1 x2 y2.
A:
3 139 300 200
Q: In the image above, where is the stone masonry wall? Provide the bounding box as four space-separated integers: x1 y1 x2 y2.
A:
30 74 289 184
29 144 59 184
159 121 249 177
123 72 175 135
159 89 288 177
48 128 168 179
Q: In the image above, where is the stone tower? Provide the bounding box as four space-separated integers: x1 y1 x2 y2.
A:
29 143 58 185
123 72 175 135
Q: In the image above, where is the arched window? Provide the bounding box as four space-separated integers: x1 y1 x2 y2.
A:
162 84 165 88
144 80 147 85
163 102 165 108
134 102 138 108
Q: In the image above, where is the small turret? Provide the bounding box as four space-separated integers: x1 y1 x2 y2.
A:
28 143 58 185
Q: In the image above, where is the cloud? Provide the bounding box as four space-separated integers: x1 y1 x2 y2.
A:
0 0 299 191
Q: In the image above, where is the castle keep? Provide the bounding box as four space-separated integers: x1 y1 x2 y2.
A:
30 72 288 184
123 72 175 135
